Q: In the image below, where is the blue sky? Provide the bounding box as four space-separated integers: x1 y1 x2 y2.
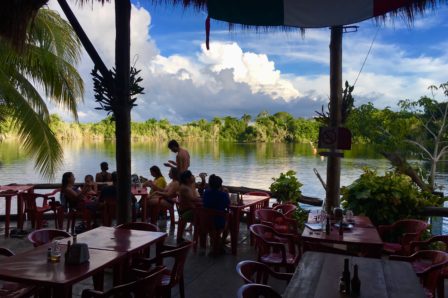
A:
48 1 448 123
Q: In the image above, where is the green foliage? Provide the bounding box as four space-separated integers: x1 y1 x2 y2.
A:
341 168 445 226
0 8 83 178
292 206 310 231
270 170 303 203
3 111 321 143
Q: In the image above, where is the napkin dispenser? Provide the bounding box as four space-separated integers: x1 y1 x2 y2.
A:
65 243 90 265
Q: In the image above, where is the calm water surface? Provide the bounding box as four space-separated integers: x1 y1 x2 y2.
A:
0 140 446 215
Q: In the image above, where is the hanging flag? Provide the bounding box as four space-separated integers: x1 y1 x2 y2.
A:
207 0 414 28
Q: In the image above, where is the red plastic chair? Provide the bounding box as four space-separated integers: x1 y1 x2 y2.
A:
101 196 116 227
133 241 193 298
192 207 230 255
255 209 298 234
81 266 165 298
390 250 448 298
237 283 282 298
243 192 270 226
378 219 429 255
411 235 448 298
0 247 37 298
250 224 301 272
65 199 93 234
273 203 297 218
149 196 176 227
236 260 293 285
27 228 71 247
19 190 62 230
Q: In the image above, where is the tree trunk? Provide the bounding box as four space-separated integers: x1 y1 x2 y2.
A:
325 26 343 213
114 0 132 224
382 151 430 191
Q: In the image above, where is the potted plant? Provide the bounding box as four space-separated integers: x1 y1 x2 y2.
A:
270 170 302 204
270 170 308 230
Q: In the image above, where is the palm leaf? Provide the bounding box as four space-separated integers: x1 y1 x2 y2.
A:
0 69 62 179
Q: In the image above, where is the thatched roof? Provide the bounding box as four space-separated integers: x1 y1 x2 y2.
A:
0 0 49 49
1 0 445 48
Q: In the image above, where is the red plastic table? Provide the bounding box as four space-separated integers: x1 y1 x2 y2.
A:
0 243 125 297
229 194 270 255
0 184 34 237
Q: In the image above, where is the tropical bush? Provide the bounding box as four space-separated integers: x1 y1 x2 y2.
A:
341 168 445 226
270 170 308 230
270 170 303 203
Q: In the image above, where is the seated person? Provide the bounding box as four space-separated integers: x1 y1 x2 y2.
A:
202 174 230 255
81 174 98 197
99 172 117 202
141 166 167 194
61 172 97 221
177 170 202 242
203 174 230 229
95 161 112 183
149 168 180 224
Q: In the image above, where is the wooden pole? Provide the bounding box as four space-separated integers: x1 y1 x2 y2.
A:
114 0 132 224
57 0 111 81
325 26 343 213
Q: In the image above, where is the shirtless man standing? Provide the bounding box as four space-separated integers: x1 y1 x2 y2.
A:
164 140 190 173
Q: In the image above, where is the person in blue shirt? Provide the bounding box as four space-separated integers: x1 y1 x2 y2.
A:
202 174 230 255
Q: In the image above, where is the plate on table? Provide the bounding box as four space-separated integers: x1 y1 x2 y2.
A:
333 222 354 230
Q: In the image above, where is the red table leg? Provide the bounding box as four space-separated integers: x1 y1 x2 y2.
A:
142 194 148 222
4 196 11 237
231 208 241 255
17 193 24 230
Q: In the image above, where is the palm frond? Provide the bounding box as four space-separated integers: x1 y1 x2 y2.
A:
0 69 62 179
30 9 82 65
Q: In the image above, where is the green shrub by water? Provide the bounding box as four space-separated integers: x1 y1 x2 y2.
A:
341 168 445 226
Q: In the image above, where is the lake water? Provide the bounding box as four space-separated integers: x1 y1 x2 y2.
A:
0 140 446 216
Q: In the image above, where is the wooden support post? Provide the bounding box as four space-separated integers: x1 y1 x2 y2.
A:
325 26 343 213
57 0 111 81
114 0 132 224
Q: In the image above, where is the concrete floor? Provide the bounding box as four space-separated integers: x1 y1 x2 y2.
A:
0 217 273 298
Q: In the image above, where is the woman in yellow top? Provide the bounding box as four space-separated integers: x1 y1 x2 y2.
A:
143 166 167 193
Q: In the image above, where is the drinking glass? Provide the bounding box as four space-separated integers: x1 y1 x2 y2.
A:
51 240 61 262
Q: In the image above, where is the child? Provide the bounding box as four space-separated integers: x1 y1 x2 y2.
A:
82 174 98 197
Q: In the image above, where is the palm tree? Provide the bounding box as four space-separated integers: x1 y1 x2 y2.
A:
0 8 83 178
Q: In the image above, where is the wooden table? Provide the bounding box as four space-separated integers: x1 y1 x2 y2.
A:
229 194 270 255
59 226 167 283
131 186 148 222
0 184 34 237
60 226 167 254
0 244 125 297
302 214 383 257
283 251 426 298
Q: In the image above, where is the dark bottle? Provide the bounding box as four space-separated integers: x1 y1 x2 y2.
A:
47 247 52 262
341 258 351 294
325 217 331 235
65 240 71 264
339 220 344 236
351 264 361 295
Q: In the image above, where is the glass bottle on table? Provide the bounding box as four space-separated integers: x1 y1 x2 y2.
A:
351 264 361 295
